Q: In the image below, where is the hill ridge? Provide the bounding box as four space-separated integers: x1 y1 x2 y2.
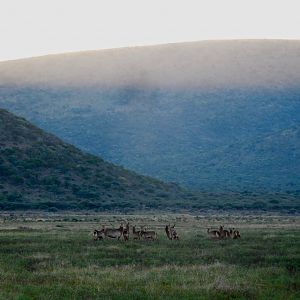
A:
0 40 300 89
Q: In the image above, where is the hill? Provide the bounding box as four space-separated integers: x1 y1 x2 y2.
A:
0 109 203 211
1 109 299 212
0 40 300 193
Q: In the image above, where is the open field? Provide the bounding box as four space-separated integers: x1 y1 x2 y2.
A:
0 212 299 299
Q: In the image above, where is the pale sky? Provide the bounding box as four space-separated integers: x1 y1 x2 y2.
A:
0 0 300 62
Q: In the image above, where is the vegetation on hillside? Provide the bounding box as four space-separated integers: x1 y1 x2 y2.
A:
0 108 299 212
0 109 199 211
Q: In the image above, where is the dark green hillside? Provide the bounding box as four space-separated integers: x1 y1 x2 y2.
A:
0 109 200 211
0 109 299 212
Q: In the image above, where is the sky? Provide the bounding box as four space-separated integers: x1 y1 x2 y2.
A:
0 0 300 62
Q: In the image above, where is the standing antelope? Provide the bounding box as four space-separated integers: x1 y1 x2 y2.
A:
140 226 157 241
123 223 130 241
207 228 220 239
165 225 172 240
101 224 124 240
93 229 105 241
233 229 241 239
132 225 141 240
166 224 179 240
229 228 241 239
219 225 230 239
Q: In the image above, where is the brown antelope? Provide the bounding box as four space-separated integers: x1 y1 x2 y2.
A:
101 224 124 240
207 228 220 239
93 229 105 241
132 225 141 240
233 229 241 239
166 224 179 240
123 223 130 241
165 225 172 240
140 226 157 241
229 228 241 239
219 225 230 239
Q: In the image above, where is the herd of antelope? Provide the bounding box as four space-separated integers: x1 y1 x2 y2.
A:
207 225 241 239
93 223 240 241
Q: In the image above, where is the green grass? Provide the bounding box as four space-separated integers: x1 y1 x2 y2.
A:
0 213 299 299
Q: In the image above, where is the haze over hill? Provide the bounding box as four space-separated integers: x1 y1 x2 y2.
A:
1 40 300 89
0 40 300 194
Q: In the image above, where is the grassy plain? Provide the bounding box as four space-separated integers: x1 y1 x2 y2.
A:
0 212 299 299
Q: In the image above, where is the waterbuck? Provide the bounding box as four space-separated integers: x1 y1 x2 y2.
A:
123 223 130 241
165 225 172 240
140 226 157 241
207 228 220 239
219 225 230 239
233 229 241 239
93 229 105 241
229 228 241 239
102 224 124 240
132 225 141 240
166 224 179 240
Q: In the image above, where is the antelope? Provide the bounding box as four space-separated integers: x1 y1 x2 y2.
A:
101 224 124 240
132 225 141 240
140 226 157 241
123 223 130 241
166 224 179 240
93 229 105 241
219 225 230 239
233 229 241 239
165 225 172 240
207 228 220 239
229 228 241 239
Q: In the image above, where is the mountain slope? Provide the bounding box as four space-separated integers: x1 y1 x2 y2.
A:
0 109 299 212
0 109 201 211
1 87 299 193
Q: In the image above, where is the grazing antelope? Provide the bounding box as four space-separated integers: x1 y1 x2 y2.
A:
102 224 124 240
140 226 157 241
93 229 105 241
207 228 220 239
123 223 130 241
132 225 141 240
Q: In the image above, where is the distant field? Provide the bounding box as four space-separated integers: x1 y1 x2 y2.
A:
0 212 299 299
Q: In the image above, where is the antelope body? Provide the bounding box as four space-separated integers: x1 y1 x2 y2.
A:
93 229 105 241
219 226 230 239
166 224 179 240
207 228 220 238
132 225 141 240
233 230 241 239
102 225 124 240
141 227 157 241
123 223 130 241
229 228 241 239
